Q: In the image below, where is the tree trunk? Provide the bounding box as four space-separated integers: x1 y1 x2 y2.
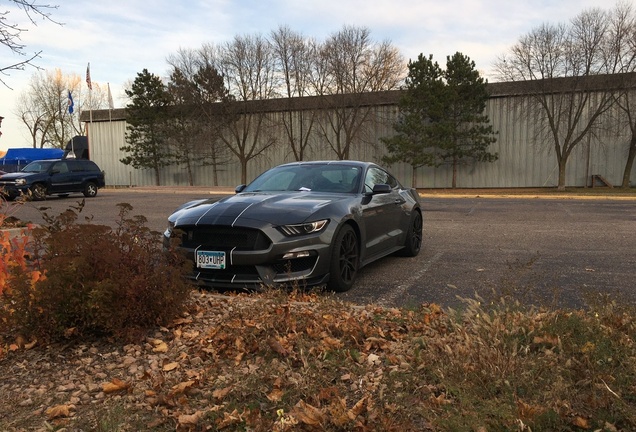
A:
621 133 636 188
154 166 161 186
452 157 458 188
411 165 417 188
557 158 567 191
212 153 219 186
186 159 194 186
240 159 248 185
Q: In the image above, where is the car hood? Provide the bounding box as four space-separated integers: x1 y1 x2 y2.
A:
171 191 349 227
0 172 36 181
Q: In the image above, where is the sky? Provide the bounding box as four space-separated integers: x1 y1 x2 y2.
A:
0 0 618 151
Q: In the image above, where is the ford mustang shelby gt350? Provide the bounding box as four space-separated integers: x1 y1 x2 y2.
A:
164 161 422 292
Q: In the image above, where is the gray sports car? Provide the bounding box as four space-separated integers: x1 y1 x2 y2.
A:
164 160 422 292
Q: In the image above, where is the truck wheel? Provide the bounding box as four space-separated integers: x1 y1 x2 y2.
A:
83 182 98 197
30 184 47 201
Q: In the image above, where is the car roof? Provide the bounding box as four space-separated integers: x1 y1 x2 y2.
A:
276 160 376 169
29 159 92 163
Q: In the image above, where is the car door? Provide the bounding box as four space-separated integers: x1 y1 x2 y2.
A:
360 167 405 259
48 161 74 193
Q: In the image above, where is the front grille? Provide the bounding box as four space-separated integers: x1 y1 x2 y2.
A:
179 226 271 250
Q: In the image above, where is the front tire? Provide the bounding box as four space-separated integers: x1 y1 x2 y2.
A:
30 183 47 201
327 224 359 292
397 210 422 257
83 182 98 197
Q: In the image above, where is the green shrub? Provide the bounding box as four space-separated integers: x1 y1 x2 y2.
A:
3 201 192 341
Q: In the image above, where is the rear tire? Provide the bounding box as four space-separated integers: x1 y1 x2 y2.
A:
327 224 359 292
397 210 422 257
83 182 98 197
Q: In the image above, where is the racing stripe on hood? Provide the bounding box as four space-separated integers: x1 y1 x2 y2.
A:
232 203 254 227
195 201 255 226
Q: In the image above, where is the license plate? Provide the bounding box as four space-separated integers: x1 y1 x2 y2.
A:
196 251 226 269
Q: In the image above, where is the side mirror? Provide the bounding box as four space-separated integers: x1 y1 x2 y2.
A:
372 184 391 194
235 184 246 193
50 169 60 175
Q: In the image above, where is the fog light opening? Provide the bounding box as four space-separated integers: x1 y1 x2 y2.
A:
282 250 312 260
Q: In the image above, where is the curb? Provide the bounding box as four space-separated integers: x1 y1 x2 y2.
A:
102 186 636 200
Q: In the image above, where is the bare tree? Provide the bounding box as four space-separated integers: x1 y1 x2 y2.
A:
13 69 104 148
313 26 405 160
602 2 636 188
215 35 278 184
167 48 233 185
1 0 60 88
270 25 317 160
495 9 619 190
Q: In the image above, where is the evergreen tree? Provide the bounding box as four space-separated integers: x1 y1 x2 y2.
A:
383 52 498 188
120 69 173 186
381 54 446 187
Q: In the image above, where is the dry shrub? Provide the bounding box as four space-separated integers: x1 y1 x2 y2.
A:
2 201 192 341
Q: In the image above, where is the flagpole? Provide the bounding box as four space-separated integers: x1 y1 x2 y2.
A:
108 82 114 159
86 62 93 144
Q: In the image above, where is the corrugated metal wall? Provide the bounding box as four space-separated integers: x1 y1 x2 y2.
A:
87 87 636 189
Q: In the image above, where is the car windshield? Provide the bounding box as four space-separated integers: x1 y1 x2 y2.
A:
244 164 362 194
21 161 54 173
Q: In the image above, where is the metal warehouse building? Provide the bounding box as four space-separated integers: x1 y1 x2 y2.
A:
82 73 636 189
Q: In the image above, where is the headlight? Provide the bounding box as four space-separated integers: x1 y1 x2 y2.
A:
164 221 175 238
15 179 26 186
278 219 329 236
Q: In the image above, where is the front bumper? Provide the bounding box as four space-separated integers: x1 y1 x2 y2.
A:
0 184 28 199
165 223 335 290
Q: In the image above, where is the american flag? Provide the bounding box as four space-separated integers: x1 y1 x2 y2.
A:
86 63 92 90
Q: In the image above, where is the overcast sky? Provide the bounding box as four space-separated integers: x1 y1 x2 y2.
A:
0 0 619 151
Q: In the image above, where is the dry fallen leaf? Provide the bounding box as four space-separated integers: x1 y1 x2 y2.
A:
163 362 179 372
216 409 244 429
292 400 325 426
267 388 284 401
366 353 381 366
533 335 559 346
102 378 130 394
268 337 289 356
178 410 203 426
24 339 37 350
573 416 590 429
171 380 196 395
172 317 193 326
212 386 232 400
347 396 367 419
46 404 72 419
152 339 169 353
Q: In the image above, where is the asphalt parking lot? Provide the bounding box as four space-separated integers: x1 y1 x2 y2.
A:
6 187 635 310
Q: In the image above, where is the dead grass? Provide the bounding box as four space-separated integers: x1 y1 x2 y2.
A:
1 288 635 431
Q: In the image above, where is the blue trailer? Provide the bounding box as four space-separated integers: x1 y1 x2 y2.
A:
0 148 65 173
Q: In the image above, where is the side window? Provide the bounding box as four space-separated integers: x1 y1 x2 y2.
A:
385 172 399 189
363 168 388 193
80 161 99 172
53 161 69 174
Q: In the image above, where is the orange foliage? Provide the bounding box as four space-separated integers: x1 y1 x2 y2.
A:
0 216 44 296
